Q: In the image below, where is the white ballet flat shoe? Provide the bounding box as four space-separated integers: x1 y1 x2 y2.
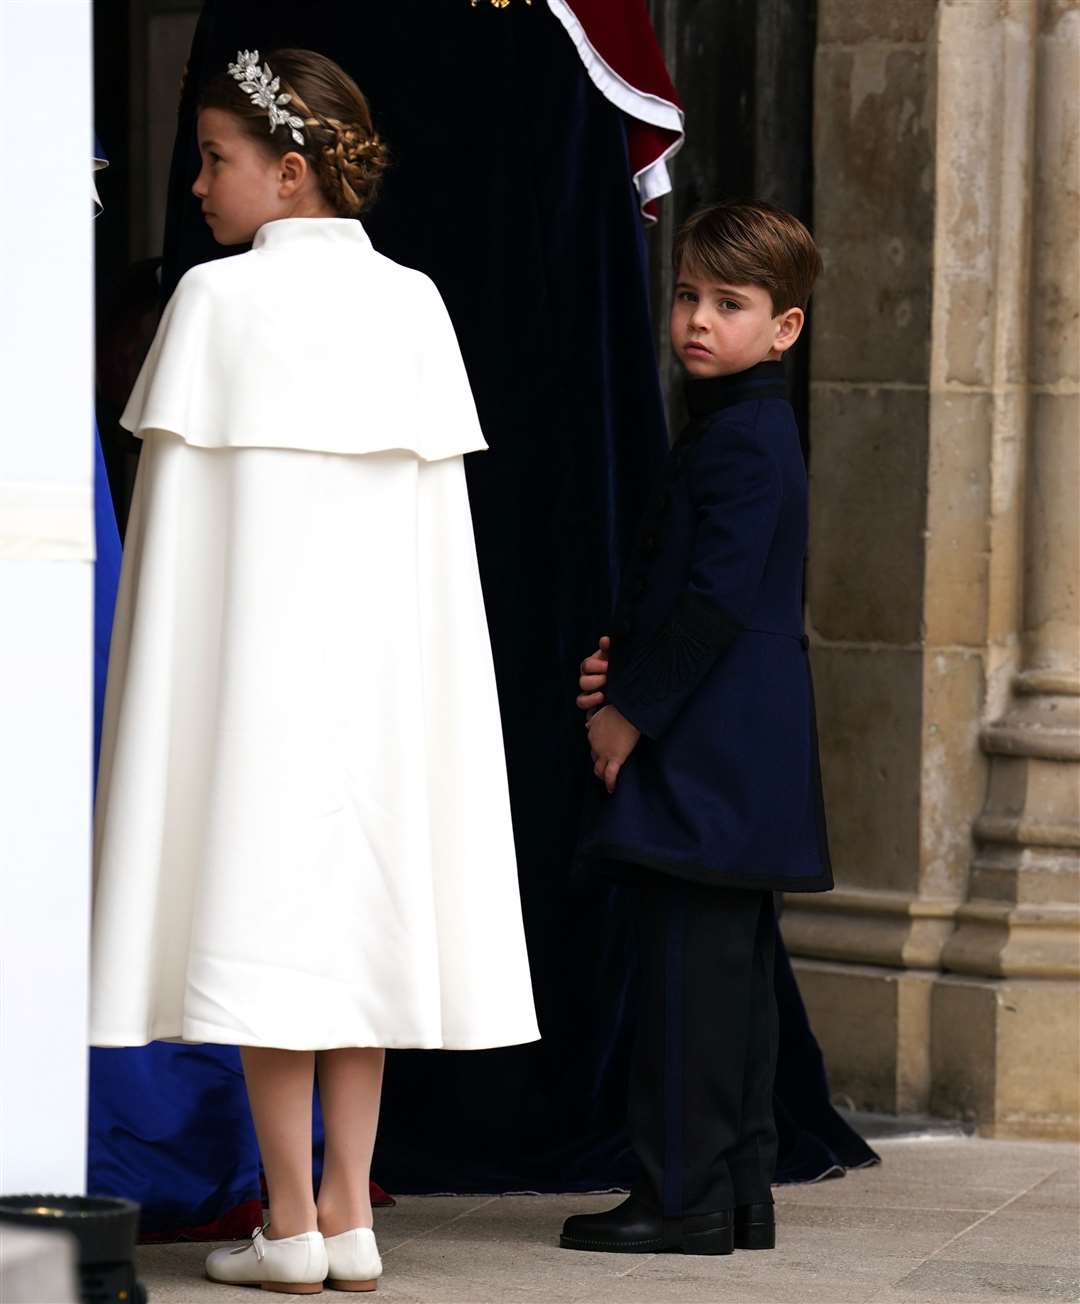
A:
323 1227 383 1293
205 1225 329 1294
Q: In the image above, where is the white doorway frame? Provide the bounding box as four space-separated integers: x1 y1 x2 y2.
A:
0 0 94 1196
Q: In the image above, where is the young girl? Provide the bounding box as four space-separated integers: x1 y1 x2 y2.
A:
90 48 539 1294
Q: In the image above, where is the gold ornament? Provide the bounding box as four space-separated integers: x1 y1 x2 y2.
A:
471 0 532 8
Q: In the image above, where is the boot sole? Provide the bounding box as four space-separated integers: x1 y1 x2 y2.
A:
559 1228 734 1256
559 1235 665 1253
735 1226 776 1250
327 1280 378 1292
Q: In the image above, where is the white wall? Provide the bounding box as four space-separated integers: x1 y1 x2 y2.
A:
0 0 94 1195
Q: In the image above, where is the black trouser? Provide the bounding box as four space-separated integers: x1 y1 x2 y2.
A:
627 876 778 1217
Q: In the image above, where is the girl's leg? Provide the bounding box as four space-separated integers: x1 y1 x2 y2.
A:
315 1048 386 1236
240 1046 318 1239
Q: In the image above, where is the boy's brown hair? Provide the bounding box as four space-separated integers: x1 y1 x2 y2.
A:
673 201 823 313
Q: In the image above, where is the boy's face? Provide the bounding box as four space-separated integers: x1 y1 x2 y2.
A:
670 260 804 378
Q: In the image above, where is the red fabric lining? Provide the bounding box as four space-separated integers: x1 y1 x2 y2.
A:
555 0 684 220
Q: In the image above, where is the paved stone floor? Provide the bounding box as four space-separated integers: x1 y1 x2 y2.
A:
138 1135 1079 1304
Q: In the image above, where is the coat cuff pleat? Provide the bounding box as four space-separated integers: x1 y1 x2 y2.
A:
605 591 739 739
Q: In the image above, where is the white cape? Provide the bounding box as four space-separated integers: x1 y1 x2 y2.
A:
121 217 487 460
91 220 539 1050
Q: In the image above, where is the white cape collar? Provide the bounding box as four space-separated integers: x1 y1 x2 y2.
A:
121 215 486 461
252 216 373 254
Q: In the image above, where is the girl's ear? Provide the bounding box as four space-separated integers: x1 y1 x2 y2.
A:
278 150 308 196
773 306 805 354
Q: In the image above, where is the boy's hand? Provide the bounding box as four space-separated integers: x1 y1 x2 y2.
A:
587 705 640 794
577 635 611 715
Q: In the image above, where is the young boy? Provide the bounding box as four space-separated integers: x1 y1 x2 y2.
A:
561 201 832 1256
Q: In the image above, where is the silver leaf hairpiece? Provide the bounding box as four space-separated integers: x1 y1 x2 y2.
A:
227 49 305 146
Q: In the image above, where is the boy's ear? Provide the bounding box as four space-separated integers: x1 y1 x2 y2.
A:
772 306 805 355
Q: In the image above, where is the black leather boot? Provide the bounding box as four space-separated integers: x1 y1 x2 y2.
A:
560 1194 734 1255
733 1202 775 1250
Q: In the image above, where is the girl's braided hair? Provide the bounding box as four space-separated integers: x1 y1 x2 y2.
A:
198 48 389 216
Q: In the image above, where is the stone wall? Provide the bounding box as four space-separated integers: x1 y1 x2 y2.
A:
786 0 1080 1138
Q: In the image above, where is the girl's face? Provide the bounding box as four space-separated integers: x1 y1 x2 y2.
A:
669 259 804 378
192 108 314 245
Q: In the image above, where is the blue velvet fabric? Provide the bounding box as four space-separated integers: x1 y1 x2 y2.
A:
92 423 121 774
89 1044 261 1235
92 140 120 771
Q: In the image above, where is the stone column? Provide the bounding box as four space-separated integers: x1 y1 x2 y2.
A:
783 0 956 1119
785 0 1080 1137
934 0 1080 1139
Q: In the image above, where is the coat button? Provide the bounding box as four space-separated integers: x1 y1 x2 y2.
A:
634 576 648 597
658 491 671 513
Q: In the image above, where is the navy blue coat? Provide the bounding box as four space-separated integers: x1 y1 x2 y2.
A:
579 362 833 894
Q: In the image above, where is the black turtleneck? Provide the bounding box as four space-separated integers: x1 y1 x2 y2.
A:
684 360 789 419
